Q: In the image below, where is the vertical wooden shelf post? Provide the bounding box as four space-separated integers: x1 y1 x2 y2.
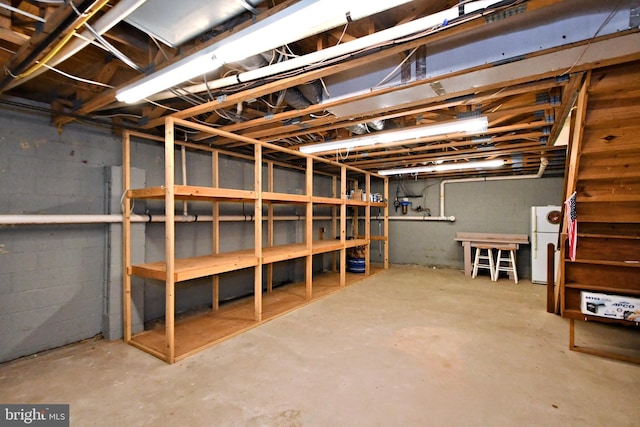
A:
340 166 347 286
122 131 132 343
254 143 263 322
305 156 313 299
164 118 176 363
365 173 371 275
212 151 220 311
383 177 390 269
331 176 338 272
267 161 274 293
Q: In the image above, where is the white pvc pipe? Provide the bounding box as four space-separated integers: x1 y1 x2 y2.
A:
388 156 549 222
388 215 455 222
0 214 334 225
4 0 148 91
439 157 549 219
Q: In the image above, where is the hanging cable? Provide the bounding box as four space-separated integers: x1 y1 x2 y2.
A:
15 0 111 79
41 63 114 87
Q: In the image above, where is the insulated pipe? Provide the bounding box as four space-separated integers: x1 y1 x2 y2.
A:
3 0 148 91
0 214 334 225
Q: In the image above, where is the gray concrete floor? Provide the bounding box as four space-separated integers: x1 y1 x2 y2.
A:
1 266 639 426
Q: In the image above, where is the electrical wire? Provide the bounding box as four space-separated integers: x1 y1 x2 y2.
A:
69 2 142 72
561 0 625 76
41 63 114 88
0 3 46 23
373 45 419 88
15 0 111 79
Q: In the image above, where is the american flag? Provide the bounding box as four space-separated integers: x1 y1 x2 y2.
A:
564 191 577 261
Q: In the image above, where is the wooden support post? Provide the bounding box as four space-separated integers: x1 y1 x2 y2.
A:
332 176 338 272
383 177 389 269
267 161 274 293
546 242 555 314
340 167 347 286
353 178 359 238
365 173 371 275
305 157 313 299
254 143 263 322
122 131 132 343
164 118 176 363
212 151 220 311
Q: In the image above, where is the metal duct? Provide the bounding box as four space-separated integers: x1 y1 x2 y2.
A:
346 123 368 135
368 120 385 131
282 87 311 110
346 120 385 135
297 79 323 104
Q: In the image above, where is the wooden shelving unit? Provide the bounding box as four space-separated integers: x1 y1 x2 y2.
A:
122 119 389 363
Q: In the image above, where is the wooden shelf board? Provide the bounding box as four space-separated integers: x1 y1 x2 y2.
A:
129 268 384 362
345 199 368 206
312 240 345 254
262 243 309 264
129 185 257 202
345 238 369 249
262 191 311 204
564 283 640 296
312 196 343 205
130 251 259 282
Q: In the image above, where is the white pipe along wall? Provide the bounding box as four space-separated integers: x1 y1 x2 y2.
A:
0 214 334 225
389 157 549 222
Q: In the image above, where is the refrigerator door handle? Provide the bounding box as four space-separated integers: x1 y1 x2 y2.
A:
532 209 538 257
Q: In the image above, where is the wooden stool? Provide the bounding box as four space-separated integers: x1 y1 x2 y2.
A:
494 246 518 284
472 245 495 279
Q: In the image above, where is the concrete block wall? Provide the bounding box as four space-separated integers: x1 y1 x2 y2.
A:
0 107 119 362
378 176 564 278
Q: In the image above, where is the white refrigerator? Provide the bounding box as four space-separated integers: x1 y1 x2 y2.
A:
531 205 562 284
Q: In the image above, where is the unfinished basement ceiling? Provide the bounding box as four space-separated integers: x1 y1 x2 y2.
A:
124 0 265 47
1 0 639 178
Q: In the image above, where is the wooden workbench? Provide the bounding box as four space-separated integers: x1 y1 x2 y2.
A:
455 232 529 277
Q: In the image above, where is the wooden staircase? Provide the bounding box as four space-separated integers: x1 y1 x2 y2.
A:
559 61 640 363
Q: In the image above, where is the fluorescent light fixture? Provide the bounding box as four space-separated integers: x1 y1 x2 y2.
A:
117 54 222 104
299 116 488 154
378 159 505 176
116 0 414 103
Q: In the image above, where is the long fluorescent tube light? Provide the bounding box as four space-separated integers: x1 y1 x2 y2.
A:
132 0 505 102
116 0 414 103
299 116 488 154
378 159 505 176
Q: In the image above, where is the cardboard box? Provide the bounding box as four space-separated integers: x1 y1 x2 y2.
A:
581 291 640 322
